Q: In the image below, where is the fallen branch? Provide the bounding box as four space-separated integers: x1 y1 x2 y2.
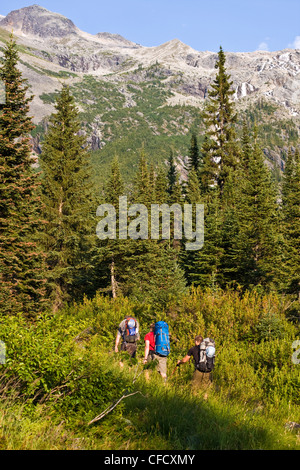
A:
88 390 144 425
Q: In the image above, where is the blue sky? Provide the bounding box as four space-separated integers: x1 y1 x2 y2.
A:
1 0 300 52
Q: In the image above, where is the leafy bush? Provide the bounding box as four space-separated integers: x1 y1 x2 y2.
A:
0 288 299 449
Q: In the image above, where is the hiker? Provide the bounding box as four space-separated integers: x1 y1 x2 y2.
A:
142 321 170 382
177 335 203 369
154 321 170 382
115 315 140 359
143 323 155 381
143 323 155 365
177 335 215 394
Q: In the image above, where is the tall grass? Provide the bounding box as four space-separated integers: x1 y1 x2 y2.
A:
0 288 299 449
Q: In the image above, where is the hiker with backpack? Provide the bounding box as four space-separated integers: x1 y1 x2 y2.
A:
143 323 155 382
143 323 156 365
115 315 140 359
143 321 170 382
177 335 215 393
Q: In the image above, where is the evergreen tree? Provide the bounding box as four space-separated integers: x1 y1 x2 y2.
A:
199 135 219 193
104 155 124 206
185 169 202 204
201 46 239 192
39 85 95 311
154 165 168 204
189 188 224 288
218 166 244 287
166 150 183 206
133 148 151 207
167 150 177 197
229 130 281 290
0 35 46 316
187 133 202 174
180 168 204 285
281 148 300 299
122 153 186 304
96 155 129 298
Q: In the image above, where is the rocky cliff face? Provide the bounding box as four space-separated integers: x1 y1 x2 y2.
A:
0 4 78 38
0 5 299 175
0 5 299 115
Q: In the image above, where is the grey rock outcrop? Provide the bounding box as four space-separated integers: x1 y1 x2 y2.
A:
0 4 78 38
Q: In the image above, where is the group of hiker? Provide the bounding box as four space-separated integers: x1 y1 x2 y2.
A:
114 315 216 387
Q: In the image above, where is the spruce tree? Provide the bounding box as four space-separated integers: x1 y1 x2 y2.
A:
0 35 46 316
201 46 239 192
229 129 281 290
180 168 204 285
167 150 177 198
133 148 151 207
281 148 300 299
124 153 186 305
154 165 168 204
199 135 219 193
39 85 95 311
188 187 224 288
96 156 128 298
187 133 202 174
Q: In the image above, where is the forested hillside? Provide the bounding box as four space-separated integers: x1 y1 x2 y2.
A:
0 35 299 451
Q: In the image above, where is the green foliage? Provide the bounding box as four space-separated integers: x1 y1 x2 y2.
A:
0 289 299 449
0 35 46 316
39 85 97 311
1 37 300 451
201 46 239 191
281 149 300 297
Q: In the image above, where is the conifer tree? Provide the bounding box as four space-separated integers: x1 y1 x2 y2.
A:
96 156 127 298
180 168 204 285
39 85 95 311
185 169 202 204
218 166 244 287
229 129 281 290
187 133 202 174
133 148 151 206
0 35 46 316
105 155 124 206
154 165 168 204
167 150 177 197
188 188 224 288
201 46 239 192
281 148 300 299
166 150 183 206
199 135 219 193
122 152 186 305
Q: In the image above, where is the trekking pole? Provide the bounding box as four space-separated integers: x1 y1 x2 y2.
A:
170 364 179 377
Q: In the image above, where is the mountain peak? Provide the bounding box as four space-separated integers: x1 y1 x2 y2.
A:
155 38 197 55
0 4 78 38
95 32 138 47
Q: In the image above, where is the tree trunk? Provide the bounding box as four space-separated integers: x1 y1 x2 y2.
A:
111 257 117 299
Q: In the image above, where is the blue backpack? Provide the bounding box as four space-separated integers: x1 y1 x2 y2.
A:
154 321 170 357
124 317 138 343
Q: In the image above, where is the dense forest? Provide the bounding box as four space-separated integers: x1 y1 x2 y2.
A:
0 36 299 451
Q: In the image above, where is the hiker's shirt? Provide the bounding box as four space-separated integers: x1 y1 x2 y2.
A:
144 331 155 351
144 331 155 358
187 345 200 369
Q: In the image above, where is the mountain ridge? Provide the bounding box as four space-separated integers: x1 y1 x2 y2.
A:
0 4 299 181
0 5 299 116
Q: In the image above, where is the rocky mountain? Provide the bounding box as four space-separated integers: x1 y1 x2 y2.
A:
0 4 299 180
